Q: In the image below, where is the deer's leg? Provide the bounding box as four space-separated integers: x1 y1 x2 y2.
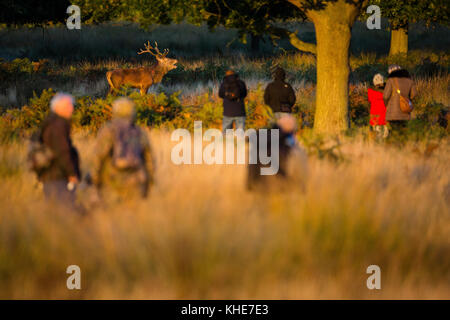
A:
140 86 149 96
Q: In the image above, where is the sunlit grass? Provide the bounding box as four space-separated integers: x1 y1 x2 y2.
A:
0 131 449 299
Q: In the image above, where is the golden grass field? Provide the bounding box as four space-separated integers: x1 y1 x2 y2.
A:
0 130 449 299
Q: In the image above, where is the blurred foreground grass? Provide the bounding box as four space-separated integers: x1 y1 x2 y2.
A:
0 131 449 299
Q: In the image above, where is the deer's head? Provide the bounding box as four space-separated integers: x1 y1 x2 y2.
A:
138 41 177 71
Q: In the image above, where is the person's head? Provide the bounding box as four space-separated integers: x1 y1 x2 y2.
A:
388 64 401 75
276 114 297 134
112 97 136 120
372 73 384 88
273 67 286 81
50 93 75 119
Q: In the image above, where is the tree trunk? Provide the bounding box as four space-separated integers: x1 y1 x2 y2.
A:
312 17 352 134
287 0 362 135
389 26 408 56
250 34 261 52
309 1 360 135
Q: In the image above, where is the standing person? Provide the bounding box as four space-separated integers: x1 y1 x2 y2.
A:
247 114 307 192
368 73 388 140
264 67 296 119
383 64 417 140
218 70 247 134
35 93 81 206
91 97 155 203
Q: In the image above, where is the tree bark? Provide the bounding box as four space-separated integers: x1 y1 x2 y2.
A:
288 32 317 54
312 15 352 134
250 34 261 52
389 26 408 56
287 0 362 135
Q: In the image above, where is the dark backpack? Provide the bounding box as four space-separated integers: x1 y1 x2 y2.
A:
112 124 143 170
27 139 54 173
27 128 54 174
224 80 241 101
279 83 294 112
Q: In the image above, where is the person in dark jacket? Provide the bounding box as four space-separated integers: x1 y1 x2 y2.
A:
247 114 307 192
218 70 247 134
264 67 296 119
383 64 417 140
39 93 80 205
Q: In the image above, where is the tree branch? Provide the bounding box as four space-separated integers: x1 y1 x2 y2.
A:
269 25 316 54
286 0 308 8
288 31 317 54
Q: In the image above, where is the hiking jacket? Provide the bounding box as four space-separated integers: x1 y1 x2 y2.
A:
383 69 417 121
91 119 155 195
368 87 387 126
39 113 80 182
218 74 247 117
247 123 295 189
264 69 296 113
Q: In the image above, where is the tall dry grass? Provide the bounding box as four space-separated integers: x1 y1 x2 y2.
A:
0 131 449 299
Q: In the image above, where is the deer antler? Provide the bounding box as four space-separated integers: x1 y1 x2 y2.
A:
138 41 169 57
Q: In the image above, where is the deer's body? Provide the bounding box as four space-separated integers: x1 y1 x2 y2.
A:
106 41 177 95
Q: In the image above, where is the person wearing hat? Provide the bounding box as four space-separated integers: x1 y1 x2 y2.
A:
264 67 296 119
218 70 248 134
383 64 417 140
36 93 81 207
91 97 155 202
368 73 388 140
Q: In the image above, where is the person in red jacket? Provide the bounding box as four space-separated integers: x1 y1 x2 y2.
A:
368 73 388 140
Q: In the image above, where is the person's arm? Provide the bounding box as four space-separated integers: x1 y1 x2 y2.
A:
90 125 113 187
264 85 271 106
383 79 392 106
240 80 247 99
218 82 225 99
288 84 296 106
141 129 155 186
409 81 417 101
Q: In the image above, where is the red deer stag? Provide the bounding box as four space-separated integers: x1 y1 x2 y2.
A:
106 41 177 95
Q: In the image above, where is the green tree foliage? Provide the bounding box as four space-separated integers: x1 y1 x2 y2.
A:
0 0 70 26
188 0 306 47
369 0 449 55
71 0 194 27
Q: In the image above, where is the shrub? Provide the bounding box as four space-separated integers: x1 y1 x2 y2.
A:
4 88 54 130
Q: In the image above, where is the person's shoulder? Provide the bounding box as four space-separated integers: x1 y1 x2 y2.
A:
135 124 147 133
97 121 116 137
367 87 378 97
388 69 411 79
284 81 294 89
135 126 150 143
50 115 69 130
